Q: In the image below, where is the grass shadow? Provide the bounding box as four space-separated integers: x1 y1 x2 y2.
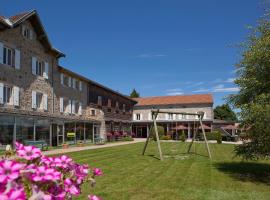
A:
215 162 270 185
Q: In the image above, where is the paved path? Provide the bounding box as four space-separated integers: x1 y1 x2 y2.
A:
43 138 146 156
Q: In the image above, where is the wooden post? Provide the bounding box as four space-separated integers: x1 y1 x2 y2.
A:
199 116 212 159
187 122 197 154
142 124 152 155
152 111 163 161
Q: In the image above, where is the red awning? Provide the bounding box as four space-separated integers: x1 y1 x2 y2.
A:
221 124 238 130
199 124 211 130
171 124 188 130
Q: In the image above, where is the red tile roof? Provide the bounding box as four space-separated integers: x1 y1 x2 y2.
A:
8 11 31 23
134 94 213 106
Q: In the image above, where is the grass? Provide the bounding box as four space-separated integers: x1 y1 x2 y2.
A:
63 141 270 200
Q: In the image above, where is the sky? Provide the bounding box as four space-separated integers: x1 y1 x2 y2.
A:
1 0 263 106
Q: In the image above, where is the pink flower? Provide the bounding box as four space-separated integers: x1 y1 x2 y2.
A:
17 145 41 160
0 188 26 200
48 185 66 200
31 166 61 182
0 160 24 183
41 156 55 166
15 142 24 150
73 164 89 179
54 155 73 169
88 195 102 200
93 168 103 176
31 185 52 200
64 178 80 195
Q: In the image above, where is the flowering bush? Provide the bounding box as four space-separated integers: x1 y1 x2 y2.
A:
0 142 103 200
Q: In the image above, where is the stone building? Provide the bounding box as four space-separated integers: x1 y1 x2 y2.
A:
0 10 135 147
132 94 214 139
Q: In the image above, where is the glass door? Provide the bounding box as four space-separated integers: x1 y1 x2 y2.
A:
57 125 64 146
93 125 100 143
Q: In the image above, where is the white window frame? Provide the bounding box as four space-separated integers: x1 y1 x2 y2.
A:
3 46 15 67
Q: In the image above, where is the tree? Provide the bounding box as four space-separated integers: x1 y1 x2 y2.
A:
229 12 270 159
214 104 237 121
130 89 140 98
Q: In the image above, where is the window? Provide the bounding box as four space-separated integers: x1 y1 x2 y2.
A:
3 86 11 104
63 99 70 113
32 57 48 79
23 28 30 39
3 47 15 67
36 92 43 109
91 109 96 116
136 114 141 120
22 25 33 39
36 60 44 76
72 100 80 114
168 114 173 120
123 104 126 113
63 75 69 87
108 99 112 107
98 96 102 106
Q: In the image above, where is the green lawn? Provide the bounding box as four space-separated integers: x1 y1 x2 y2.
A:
67 142 270 200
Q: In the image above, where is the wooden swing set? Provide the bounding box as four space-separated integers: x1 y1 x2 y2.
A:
142 109 212 161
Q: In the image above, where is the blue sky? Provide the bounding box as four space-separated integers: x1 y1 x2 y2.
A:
2 0 263 106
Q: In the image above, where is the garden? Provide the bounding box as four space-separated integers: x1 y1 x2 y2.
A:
71 142 270 200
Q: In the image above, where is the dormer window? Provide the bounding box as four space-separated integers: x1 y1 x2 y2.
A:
22 25 33 39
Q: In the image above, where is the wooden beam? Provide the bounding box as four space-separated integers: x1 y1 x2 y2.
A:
199 117 212 159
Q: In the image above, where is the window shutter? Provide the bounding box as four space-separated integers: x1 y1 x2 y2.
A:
173 114 176 120
133 114 136 120
165 114 169 120
68 77 72 87
15 49 20 69
71 100 75 114
32 57 37 75
79 81 82 91
72 78 76 89
43 94 48 110
148 113 152 120
30 30 33 40
60 73 64 85
203 112 206 119
0 83 3 104
32 91 37 109
78 102 82 115
0 42 3 64
43 62 49 79
13 86 20 106
21 25 25 36
60 97 64 113
68 100 72 113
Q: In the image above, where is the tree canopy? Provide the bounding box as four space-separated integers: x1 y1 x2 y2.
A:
214 104 237 121
229 13 270 159
130 89 140 98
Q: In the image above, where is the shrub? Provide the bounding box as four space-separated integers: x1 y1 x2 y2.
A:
160 135 171 140
0 142 103 199
120 136 134 141
206 131 218 140
180 131 186 142
216 131 222 144
150 126 165 141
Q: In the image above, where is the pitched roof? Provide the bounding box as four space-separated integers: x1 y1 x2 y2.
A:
0 10 64 58
134 94 213 107
58 66 137 104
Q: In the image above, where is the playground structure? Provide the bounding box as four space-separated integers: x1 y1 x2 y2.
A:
142 109 212 161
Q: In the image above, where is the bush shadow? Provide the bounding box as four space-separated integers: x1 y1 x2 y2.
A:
215 162 270 185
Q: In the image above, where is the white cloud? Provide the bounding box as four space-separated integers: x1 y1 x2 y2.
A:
192 84 239 93
224 78 235 83
137 54 167 58
212 84 239 92
167 92 184 96
166 88 183 92
192 88 210 93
